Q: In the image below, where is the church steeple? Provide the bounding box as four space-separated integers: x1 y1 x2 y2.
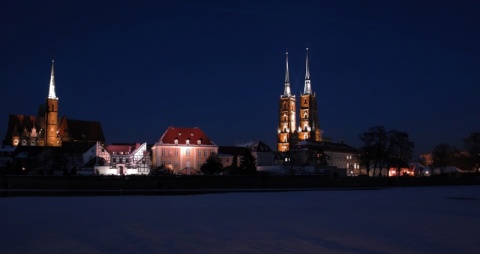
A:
48 60 57 100
303 48 312 95
283 52 291 97
278 51 296 152
45 60 60 146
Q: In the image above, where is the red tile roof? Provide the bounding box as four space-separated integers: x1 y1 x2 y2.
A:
59 118 105 142
105 143 142 154
158 127 215 146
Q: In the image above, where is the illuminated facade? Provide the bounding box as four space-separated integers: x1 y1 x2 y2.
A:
3 61 105 147
91 142 150 175
151 127 218 175
277 48 322 152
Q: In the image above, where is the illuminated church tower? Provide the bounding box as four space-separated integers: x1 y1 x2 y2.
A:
298 48 322 143
45 60 60 147
277 52 296 152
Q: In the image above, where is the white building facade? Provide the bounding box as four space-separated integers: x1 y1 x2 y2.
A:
151 127 218 175
81 141 150 175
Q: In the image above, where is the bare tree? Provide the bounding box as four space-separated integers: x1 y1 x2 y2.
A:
464 132 480 172
359 131 375 176
431 143 457 174
359 126 414 177
388 130 414 176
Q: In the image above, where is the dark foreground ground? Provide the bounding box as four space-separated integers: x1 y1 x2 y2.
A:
3 186 480 253
2 174 480 197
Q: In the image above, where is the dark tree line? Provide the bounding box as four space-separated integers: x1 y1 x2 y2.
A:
359 126 414 177
200 149 257 175
430 132 480 172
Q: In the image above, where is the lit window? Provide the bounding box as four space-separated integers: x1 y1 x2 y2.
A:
186 139 190 145
174 138 178 144
186 149 191 157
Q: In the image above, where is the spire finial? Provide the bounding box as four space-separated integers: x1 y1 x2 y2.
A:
305 48 310 80
283 51 291 97
48 60 57 99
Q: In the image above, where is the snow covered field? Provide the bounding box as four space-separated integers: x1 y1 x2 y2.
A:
1 186 479 253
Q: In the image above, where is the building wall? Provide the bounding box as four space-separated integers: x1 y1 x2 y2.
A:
45 98 60 147
324 151 360 176
218 154 239 168
277 97 296 152
152 145 218 175
252 151 274 166
298 94 322 143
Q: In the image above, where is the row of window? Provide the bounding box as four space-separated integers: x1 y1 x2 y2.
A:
173 139 203 145
112 157 147 164
160 148 215 158
161 160 206 169
161 148 180 157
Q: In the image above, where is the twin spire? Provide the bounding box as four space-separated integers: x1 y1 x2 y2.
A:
303 48 312 95
283 52 292 97
283 48 313 96
48 60 58 100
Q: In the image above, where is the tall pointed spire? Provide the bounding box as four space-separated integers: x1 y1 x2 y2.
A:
48 60 57 100
283 51 292 97
303 48 312 94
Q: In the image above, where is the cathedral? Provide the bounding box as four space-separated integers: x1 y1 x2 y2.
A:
277 48 323 152
3 60 105 147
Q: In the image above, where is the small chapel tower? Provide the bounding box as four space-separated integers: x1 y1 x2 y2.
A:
298 48 322 142
277 52 296 152
45 60 60 147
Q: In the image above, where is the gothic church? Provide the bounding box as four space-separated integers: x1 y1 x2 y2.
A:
3 61 105 147
277 48 322 152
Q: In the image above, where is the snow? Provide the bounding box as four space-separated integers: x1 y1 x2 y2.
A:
1 186 480 253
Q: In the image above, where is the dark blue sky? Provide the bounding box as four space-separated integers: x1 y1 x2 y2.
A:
1 1 479 155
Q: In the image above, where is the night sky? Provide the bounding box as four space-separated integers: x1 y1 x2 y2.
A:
1 1 479 156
